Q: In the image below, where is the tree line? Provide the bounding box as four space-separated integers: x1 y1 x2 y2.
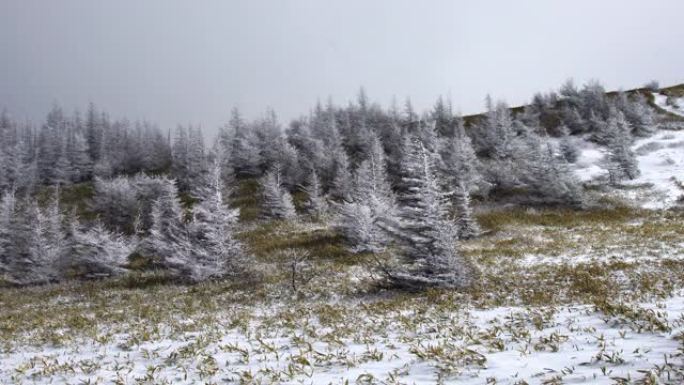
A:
0 80 656 288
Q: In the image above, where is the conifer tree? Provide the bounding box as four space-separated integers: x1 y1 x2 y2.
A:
301 168 328 217
330 147 353 201
0 189 16 276
189 157 247 280
140 178 195 279
336 133 398 254
260 165 297 220
473 98 515 159
385 137 474 289
353 133 394 204
92 176 140 234
171 125 190 190
606 115 640 184
336 202 389 254
230 108 262 177
438 133 482 194
454 182 480 240
85 103 103 162
59 221 134 279
271 135 301 187
558 126 580 163
187 125 207 188
7 188 67 285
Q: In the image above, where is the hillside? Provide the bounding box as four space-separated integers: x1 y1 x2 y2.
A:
2 81 684 384
2 199 684 384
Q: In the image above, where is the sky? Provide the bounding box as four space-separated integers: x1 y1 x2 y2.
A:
1 0 683 136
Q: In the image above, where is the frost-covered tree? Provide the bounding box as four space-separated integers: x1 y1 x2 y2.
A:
558 126 580 163
138 168 248 282
271 135 301 188
85 103 103 162
644 80 659 92
336 133 398 254
516 137 584 206
353 134 394 203
330 145 353 201
0 195 38 284
432 96 455 137
473 97 515 159
384 137 474 289
37 107 67 185
437 132 483 194
188 157 247 281
560 105 585 135
605 114 640 184
229 108 262 177
3 188 67 285
336 202 389 254
140 122 172 173
187 125 207 188
171 124 208 191
300 168 328 217
260 165 297 220
213 126 236 188
0 189 16 277
337 173 393 252
53 146 72 186
171 125 192 190
454 182 480 240
59 221 134 279
615 92 655 137
92 176 140 234
131 174 173 233
579 81 610 120
66 131 93 182
254 108 283 171
0 115 37 193
139 178 195 279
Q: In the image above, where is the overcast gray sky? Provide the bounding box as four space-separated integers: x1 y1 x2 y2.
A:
1 0 683 134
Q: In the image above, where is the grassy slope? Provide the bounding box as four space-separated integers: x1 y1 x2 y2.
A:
661 83 684 98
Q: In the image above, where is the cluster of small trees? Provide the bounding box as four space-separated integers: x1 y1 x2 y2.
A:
0 186 134 285
526 80 655 139
0 104 172 194
0 162 248 285
0 79 658 288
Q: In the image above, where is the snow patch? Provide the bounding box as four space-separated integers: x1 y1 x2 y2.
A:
653 92 684 118
572 129 684 209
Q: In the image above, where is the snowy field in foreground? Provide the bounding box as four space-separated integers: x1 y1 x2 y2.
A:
2 295 684 384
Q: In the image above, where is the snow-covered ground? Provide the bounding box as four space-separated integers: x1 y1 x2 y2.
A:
653 92 684 117
625 130 684 209
573 140 609 182
570 91 684 209
2 295 684 384
573 128 684 209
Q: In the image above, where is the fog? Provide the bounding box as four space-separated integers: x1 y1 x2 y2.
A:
1 0 683 134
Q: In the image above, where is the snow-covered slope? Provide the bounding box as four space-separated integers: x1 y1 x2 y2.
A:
653 92 684 117
626 130 684 208
573 128 684 209
573 141 609 182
